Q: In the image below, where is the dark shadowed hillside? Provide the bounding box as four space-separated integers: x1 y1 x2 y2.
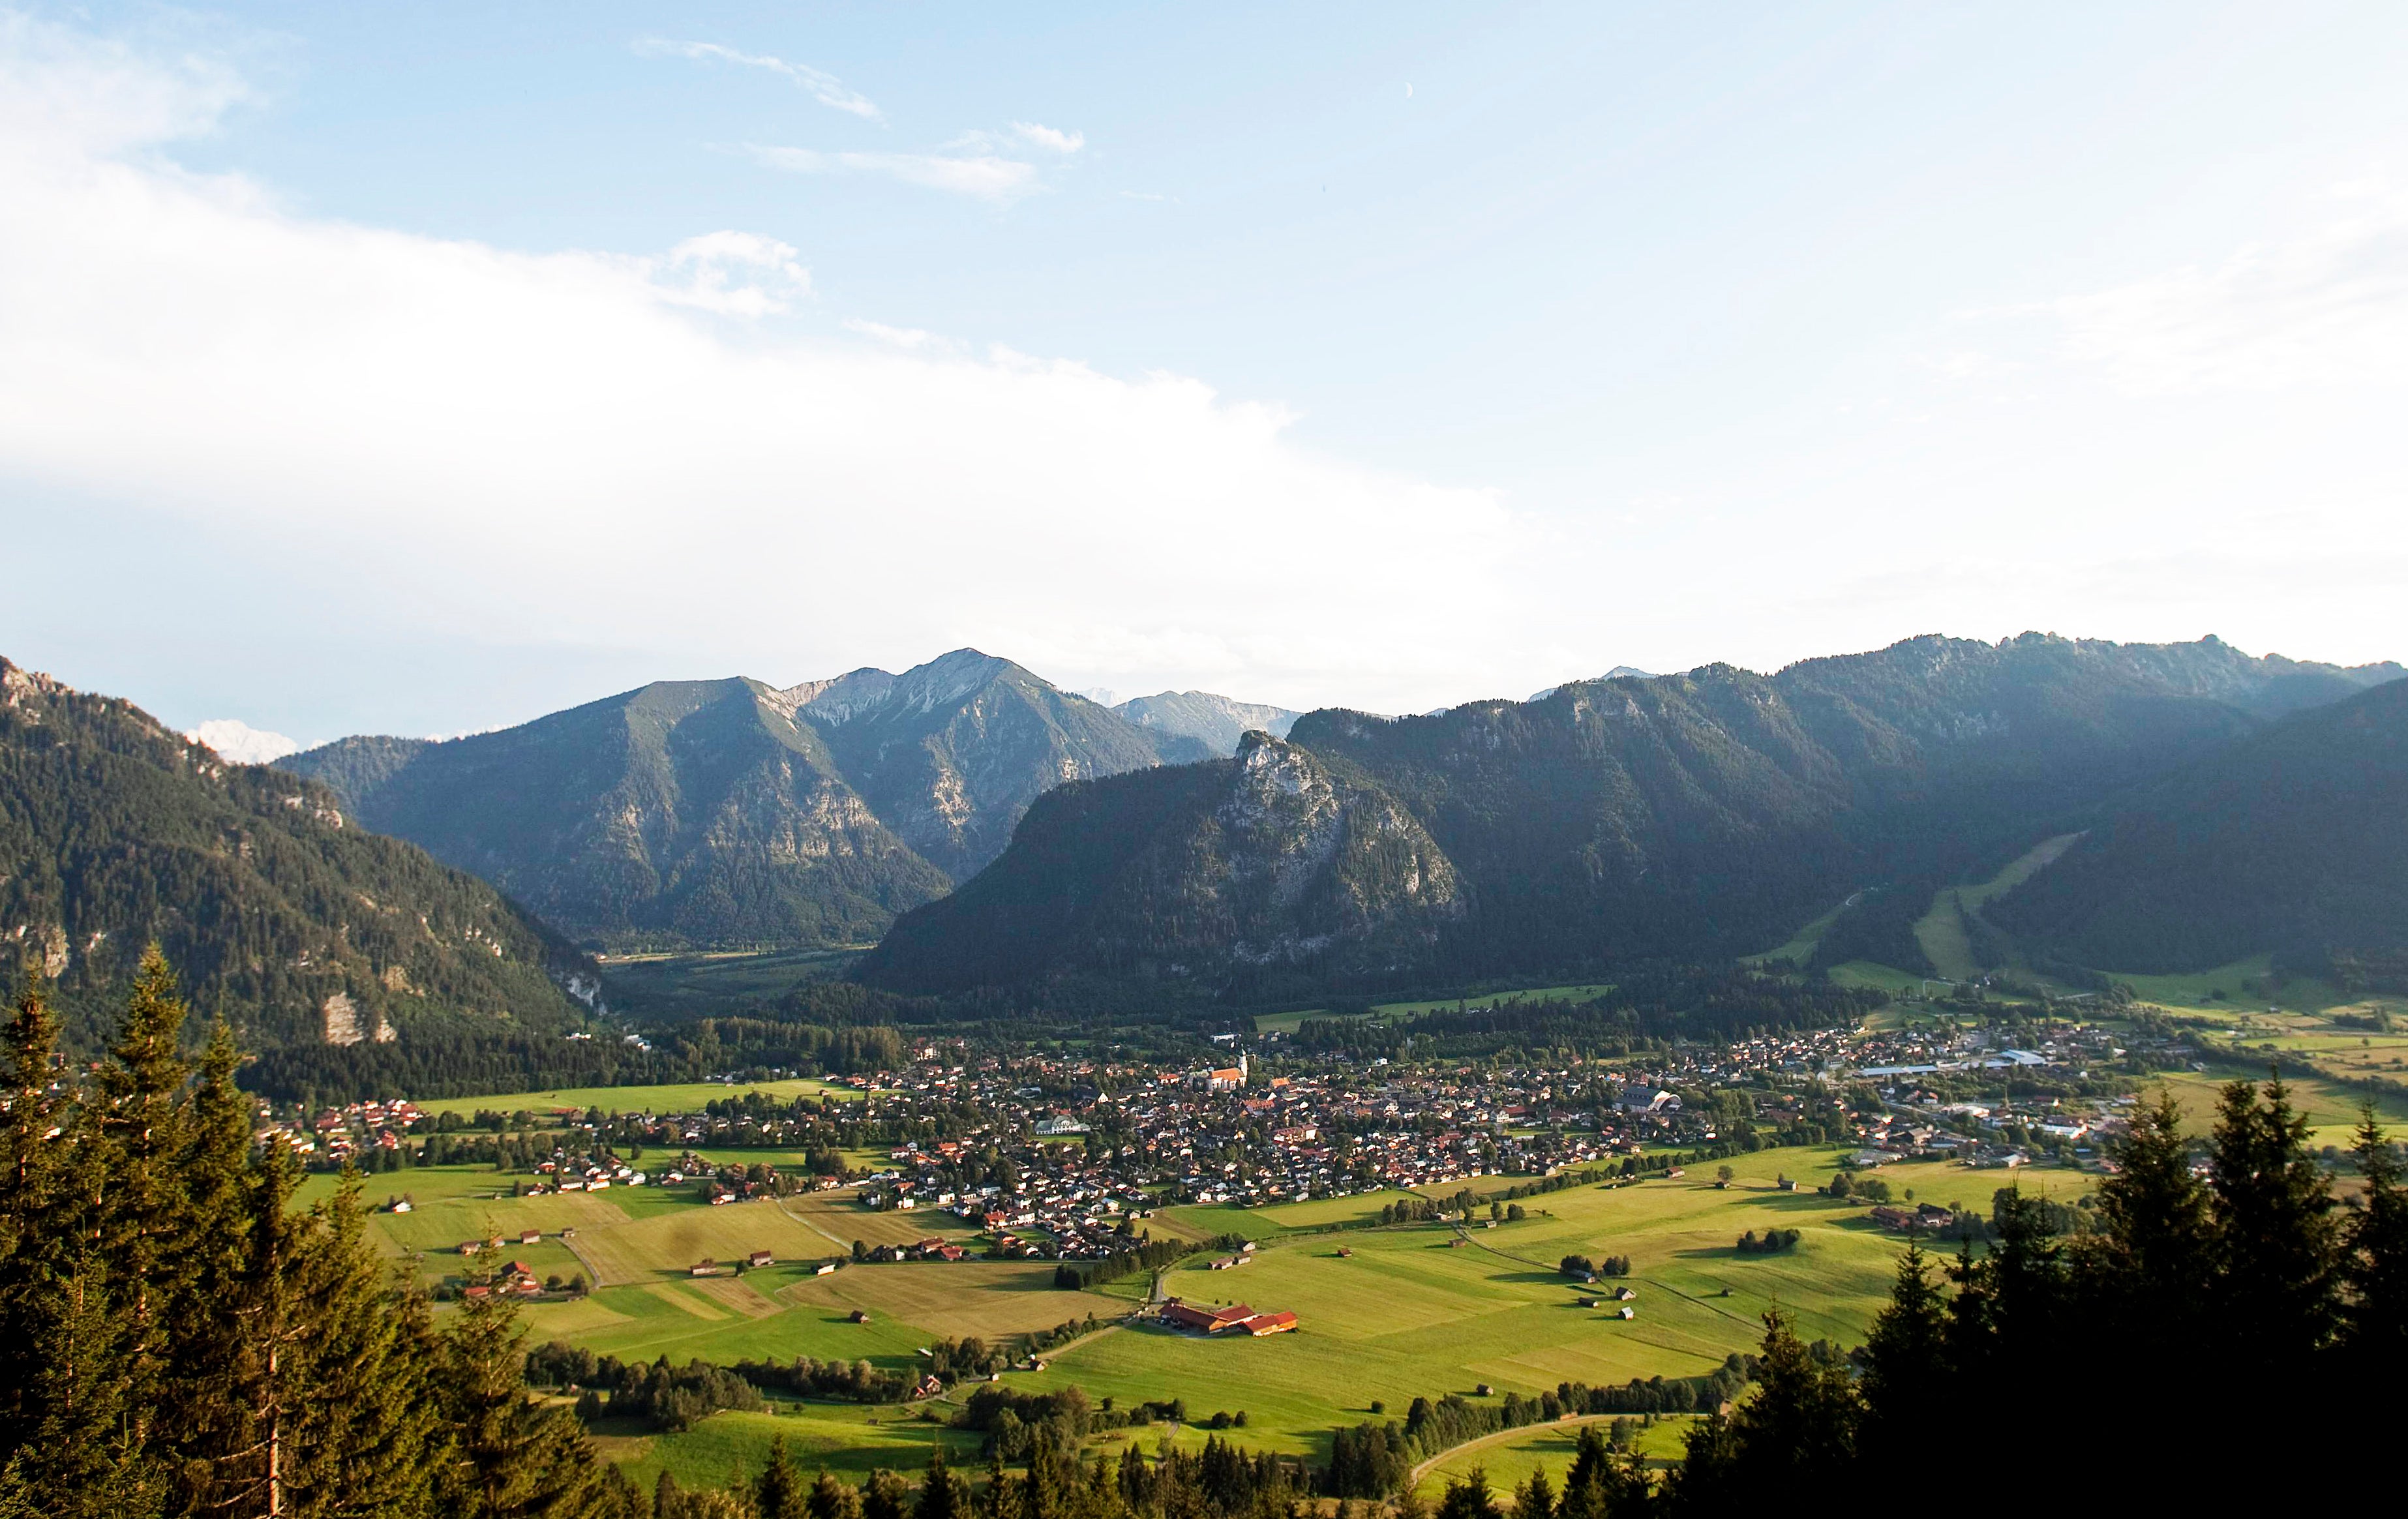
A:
863 634 2403 995
1991 674 2408 972
859 731 1460 996
0 658 591 1050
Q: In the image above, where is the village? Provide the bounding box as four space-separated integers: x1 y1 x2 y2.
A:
261 1001 2173 1286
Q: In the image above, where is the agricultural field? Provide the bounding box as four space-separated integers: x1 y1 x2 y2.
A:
413 1077 858 1120
337 1145 2099 1493
1410 1415 1698 1497
1006 1149 2051 1461
597 946 864 1022
2143 1069 2408 1149
594 1402 977 1494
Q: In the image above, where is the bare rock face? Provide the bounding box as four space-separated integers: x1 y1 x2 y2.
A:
860 731 1462 994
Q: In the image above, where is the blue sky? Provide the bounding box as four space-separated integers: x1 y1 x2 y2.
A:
3 2 2405 746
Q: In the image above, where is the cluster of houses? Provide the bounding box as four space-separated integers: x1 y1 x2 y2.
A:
1156 1299 1299 1336
264 1097 428 1161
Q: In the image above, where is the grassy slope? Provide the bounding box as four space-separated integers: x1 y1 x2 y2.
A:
1412 1416 1698 1497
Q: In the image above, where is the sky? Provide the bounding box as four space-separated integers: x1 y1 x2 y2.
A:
3 1 2406 748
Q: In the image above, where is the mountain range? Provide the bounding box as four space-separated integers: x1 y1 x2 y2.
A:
864 634 2408 997
279 651 1229 952
0 657 593 1050
14 630 2400 1044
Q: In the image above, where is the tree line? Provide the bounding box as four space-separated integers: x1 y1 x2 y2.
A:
1449 1075 2406 1512
0 952 645 1516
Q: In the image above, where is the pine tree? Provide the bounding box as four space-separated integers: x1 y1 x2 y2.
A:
436 1289 609 1517
1435 1467 1496 1519
2086 1089 2205 1307
1668 1310 1858 1508
914 1447 965 1519
809 1469 865 1519
2343 1106 2408 1366
1856 1245 1947 1458
2209 1076 2341 1366
1509 1467 1554 1519
757 1434 804 1519
280 1167 443 1517
863 1468 912 1519
0 969 70 1452
90 946 194 1439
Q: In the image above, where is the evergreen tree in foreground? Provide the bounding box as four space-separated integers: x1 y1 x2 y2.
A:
0 952 632 1518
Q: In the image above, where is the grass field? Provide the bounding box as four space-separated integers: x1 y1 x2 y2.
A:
2143 1070 2408 1149
1411 1415 1698 1497
594 1402 976 1494
412 1078 858 1120
339 1143 2098 1491
597 947 865 1022
1001 1149 2045 1462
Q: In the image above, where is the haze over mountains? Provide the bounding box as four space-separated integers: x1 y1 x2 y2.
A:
280 651 1224 951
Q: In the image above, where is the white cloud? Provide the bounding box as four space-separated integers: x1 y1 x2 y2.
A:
186 718 301 764
0 17 1522 720
646 231 811 314
1010 121 1083 155
634 38 881 121
741 142 1040 202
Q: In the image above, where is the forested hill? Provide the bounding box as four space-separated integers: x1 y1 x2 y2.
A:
864 633 2403 995
0 658 592 1051
858 732 1461 997
282 650 1209 952
1990 674 2408 976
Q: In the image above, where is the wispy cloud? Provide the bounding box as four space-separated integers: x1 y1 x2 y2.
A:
741 143 1040 203
634 38 881 122
1942 185 2408 397
1010 121 1083 154
644 231 811 316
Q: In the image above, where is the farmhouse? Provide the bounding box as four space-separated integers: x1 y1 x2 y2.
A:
1158 1299 1299 1336
690 1259 722 1277
747 1250 774 1269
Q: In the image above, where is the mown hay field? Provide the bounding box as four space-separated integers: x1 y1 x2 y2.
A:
569 1197 847 1284
775 1261 1119 1342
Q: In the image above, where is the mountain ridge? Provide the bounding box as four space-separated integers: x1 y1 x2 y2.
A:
862 633 2405 996
282 650 1211 951
0 657 594 1050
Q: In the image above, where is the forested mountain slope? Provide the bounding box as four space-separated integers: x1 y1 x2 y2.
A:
0 658 590 1049
865 634 2403 995
859 732 1460 996
1991 674 2408 974
284 650 1207 950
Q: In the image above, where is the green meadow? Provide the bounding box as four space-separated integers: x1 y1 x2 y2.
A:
411 1077 860 1119
332 1144 2098 1491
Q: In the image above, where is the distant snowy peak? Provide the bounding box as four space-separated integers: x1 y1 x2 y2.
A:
186 718 303 764
1114 691 1301 756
